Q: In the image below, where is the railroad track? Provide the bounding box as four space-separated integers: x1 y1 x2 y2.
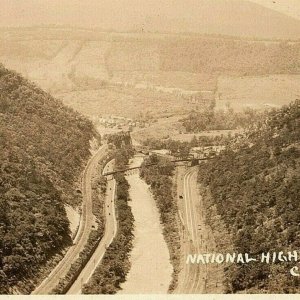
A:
32 145 108 295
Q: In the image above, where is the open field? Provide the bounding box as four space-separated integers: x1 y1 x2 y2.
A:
217 74 300 111
131 114 242 144
1 28 300 119
52 72 300 119
172 130 243 142
111 71 216 91
56 86 190 119
131 115 184 142
2 0 300 294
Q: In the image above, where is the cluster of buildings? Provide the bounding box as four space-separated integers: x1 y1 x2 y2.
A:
112 80 216 107
190 145 226 159
91 115 145 130
137 145 225 160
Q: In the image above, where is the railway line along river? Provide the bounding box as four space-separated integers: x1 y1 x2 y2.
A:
119 155 173 293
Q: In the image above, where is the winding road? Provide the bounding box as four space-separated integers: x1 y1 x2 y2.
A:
67 159 117 294
32 148 218 294
32 144 108 295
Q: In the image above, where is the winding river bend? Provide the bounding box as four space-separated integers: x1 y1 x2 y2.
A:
119 155 173 293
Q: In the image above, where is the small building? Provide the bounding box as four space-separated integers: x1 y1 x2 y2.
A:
150 149 171 156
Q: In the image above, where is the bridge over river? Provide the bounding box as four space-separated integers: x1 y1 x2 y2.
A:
103 157 211 177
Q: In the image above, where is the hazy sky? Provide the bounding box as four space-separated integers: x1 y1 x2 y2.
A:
0 0 300 29
249 0 300 20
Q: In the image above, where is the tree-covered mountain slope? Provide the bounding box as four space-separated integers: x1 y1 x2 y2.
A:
0 64 99 294
198 100 300 293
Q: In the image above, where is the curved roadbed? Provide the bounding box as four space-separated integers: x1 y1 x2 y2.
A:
67 159 117 294
32 145 109 295
175 166 223 293
176 167 207 293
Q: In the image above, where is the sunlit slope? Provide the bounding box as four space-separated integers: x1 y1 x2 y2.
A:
0 27 299 116
1 29 299 92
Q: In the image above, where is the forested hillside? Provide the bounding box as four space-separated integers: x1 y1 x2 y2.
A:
158 38 300 75
1 29 300 95
106 37 300 76
0 64 99 294
181 106 263 133
198 100 300 293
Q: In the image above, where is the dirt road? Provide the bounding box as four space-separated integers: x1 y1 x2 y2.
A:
67 159 117 294
32 144 108 295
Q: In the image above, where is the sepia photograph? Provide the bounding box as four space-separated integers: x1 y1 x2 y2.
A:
0 0 299 297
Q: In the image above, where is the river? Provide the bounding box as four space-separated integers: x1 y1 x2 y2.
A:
119 155 173 293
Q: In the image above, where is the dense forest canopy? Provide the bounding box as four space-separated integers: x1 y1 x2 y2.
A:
108 37 300 75
181 106 264 133
158 39 300 75
198 100 300 293
0 64 98 293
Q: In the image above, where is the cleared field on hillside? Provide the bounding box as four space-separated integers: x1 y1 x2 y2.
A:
111 71 216 91
1 29 299 120
1 29 299 94
131 116 184 142
172 130 243 142
217 75 300 111
132 122 241 144
56 86 191 119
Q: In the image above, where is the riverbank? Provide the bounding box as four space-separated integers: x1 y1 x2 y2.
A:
82 145 134 294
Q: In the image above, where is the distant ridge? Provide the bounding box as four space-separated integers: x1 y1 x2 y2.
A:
1 0 300 40
134 0 300 40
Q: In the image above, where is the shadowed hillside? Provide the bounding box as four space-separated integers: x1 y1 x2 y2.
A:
0 64 99 294
198 100 300 293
